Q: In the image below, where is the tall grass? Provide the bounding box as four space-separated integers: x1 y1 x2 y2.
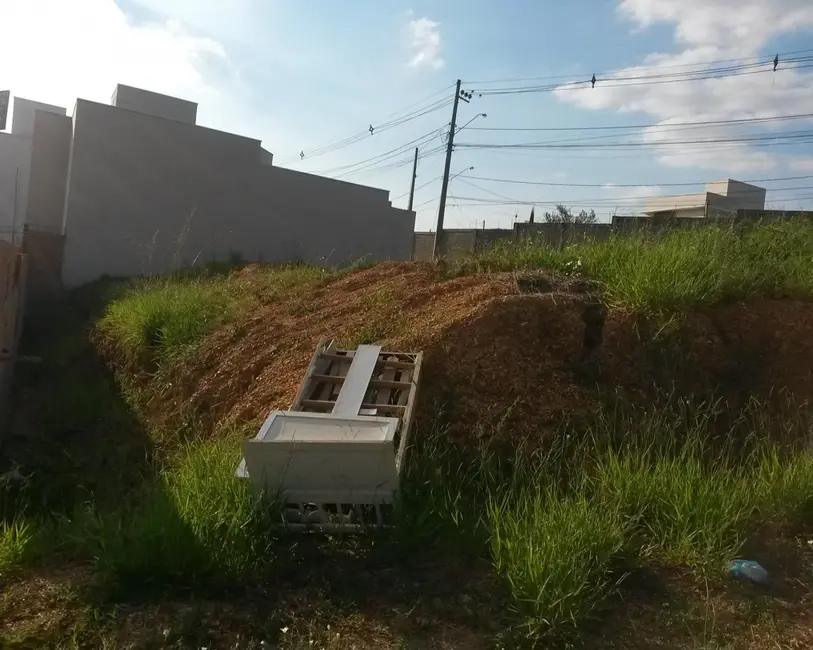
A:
66 437 277 594
594 451 756 567
457 220 813 311
96 265 334 362
488 490 628 639
97 278 232 361
4 404 813 642
448 404 813 642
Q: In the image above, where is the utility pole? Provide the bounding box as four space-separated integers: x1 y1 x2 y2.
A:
407 147 418 212
433 79 468 259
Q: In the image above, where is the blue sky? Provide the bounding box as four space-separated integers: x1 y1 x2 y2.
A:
3 0 813 229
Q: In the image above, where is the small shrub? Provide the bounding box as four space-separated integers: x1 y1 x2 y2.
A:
0 519 34 574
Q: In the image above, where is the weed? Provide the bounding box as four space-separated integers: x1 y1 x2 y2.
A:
0 518 34 574
343 321 394 347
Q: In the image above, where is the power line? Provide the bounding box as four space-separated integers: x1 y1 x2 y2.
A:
413 196 439 210
449 138 813 161
463 48 813 85
448 184 813 207
392 175 443 202
472 58 813 96
457 120 813 150
456 130 813 151
455 178 519 202
335 143 447 180
315 128 443 177
463 174 813 189
463 112 813 133
275 86 455 165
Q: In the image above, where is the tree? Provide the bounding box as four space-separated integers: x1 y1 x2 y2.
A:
543 204 597 224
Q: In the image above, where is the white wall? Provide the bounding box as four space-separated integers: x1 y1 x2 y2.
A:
0 97 67 242
61 98 415 287
644 192 706 214
0 132 30 242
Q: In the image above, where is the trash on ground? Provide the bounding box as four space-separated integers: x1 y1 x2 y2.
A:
728 560 769 585
236 338 422 532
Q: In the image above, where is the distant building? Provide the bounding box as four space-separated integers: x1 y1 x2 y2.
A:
643 179 766 219
0 85 414 288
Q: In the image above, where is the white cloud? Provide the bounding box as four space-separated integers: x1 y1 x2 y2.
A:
599 183 663 212
789 158 813 172
404 15 444 70
554 0 813 173
618 0 813 49
1 0 231 120
602 183 663 200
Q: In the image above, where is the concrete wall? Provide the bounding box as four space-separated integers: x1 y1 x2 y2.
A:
412 232 433 261
26 111 72 233
0 132 29 242
737 209 813 222
644 192 706 215
111 84 197 125
413 223 615 261
515 222 612 246
61 99 414 286
706 179 766 209
413 210 813 260
412 230 499 261
0 98 67 242
10 97 67 138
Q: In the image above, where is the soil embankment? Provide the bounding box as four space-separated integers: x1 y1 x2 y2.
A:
140 262 813 442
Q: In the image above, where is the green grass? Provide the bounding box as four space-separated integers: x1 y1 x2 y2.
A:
97 277 234 361
488 491 628 640
594 451 756 567
65 436 277 594
7 234 813 645
456 219 813 311
0 518 34 575
96 265 334 362
422 405 813 643
4 400 813 644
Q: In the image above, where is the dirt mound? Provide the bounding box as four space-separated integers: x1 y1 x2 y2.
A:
154 263 813 442
162 263 515 427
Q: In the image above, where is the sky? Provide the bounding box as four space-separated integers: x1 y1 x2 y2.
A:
2 0 813 229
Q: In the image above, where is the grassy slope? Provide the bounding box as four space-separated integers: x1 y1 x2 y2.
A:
3 221 813 648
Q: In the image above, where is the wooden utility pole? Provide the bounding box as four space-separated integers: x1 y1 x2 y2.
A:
433 79 464 259
407 147 418 212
